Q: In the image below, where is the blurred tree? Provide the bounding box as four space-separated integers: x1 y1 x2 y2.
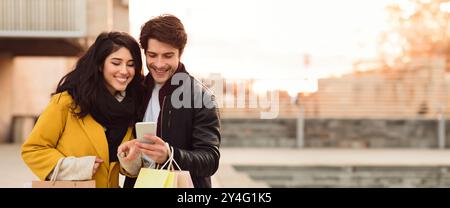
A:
379 0 450 67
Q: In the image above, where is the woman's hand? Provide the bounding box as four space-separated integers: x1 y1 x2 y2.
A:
92 157 103 176
118 140 140 162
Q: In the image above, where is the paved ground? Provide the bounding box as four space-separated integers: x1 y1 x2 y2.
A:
0 144 38 187
5 144 450 188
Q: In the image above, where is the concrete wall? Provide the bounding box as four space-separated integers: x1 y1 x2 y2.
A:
86 0 130 46
221 118 450 148
86 0 113 39
0 54 14 142
12 57 77 115
0 57 76 143
0 0 130 144
221 119 297 147
9 57 77 143
112 0 130 32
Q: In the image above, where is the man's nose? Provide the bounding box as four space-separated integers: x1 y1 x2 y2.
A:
154 58 165 69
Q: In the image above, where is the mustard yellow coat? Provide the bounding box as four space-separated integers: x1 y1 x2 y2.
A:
21 91 133 188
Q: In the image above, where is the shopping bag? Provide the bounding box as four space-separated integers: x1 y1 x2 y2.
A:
174 170 194 188
31 157 96 188
134 168 177 188
134 146 193 188
168 146 193 188
31 180 96 188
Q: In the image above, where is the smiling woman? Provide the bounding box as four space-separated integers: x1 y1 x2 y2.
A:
21 31 145 188
103 47 136 95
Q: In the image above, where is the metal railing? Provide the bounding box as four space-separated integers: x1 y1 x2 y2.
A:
0 0 86 38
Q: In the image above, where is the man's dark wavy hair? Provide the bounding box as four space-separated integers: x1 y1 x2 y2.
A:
140 14 187 55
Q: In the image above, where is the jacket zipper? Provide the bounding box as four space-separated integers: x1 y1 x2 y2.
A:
168 110 171 128
160 96 167 139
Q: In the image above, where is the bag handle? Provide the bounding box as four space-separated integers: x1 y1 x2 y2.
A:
160 145 173 170
159 145 182 171
170 146 182 170
49 157 65 184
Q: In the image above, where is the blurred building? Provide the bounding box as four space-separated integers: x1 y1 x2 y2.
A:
216 57 450 149
300 57 449 119
217 57 449 119
0 0 131 143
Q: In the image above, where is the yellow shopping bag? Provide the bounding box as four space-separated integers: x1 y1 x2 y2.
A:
134 146 193 188
134 168 177 188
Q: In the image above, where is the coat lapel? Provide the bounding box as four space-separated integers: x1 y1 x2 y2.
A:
78 115 110 169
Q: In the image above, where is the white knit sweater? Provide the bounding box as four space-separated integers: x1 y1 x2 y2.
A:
47 156 96 180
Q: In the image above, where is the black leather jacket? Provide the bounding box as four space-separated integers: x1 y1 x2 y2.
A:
124 63 221 188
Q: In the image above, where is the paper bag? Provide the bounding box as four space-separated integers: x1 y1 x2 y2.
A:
32 180 96 188
134 168 176 188
174 170 194 188
31 157 96 188
134 146 193 188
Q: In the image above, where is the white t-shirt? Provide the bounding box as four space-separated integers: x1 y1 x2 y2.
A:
143 84 162 123
141 84 162 168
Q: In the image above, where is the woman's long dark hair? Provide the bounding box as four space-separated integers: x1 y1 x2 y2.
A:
54 31 144 119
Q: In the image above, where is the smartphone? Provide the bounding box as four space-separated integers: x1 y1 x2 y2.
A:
135 122 156 144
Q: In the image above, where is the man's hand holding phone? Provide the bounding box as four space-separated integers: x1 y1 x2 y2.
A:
135 134 169 164
118 122 169 164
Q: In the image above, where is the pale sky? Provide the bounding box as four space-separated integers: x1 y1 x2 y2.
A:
129 0 407 93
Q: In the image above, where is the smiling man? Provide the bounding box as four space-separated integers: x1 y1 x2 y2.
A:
119 14 221 188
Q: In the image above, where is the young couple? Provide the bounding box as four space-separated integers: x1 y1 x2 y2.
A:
21 14 221 188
